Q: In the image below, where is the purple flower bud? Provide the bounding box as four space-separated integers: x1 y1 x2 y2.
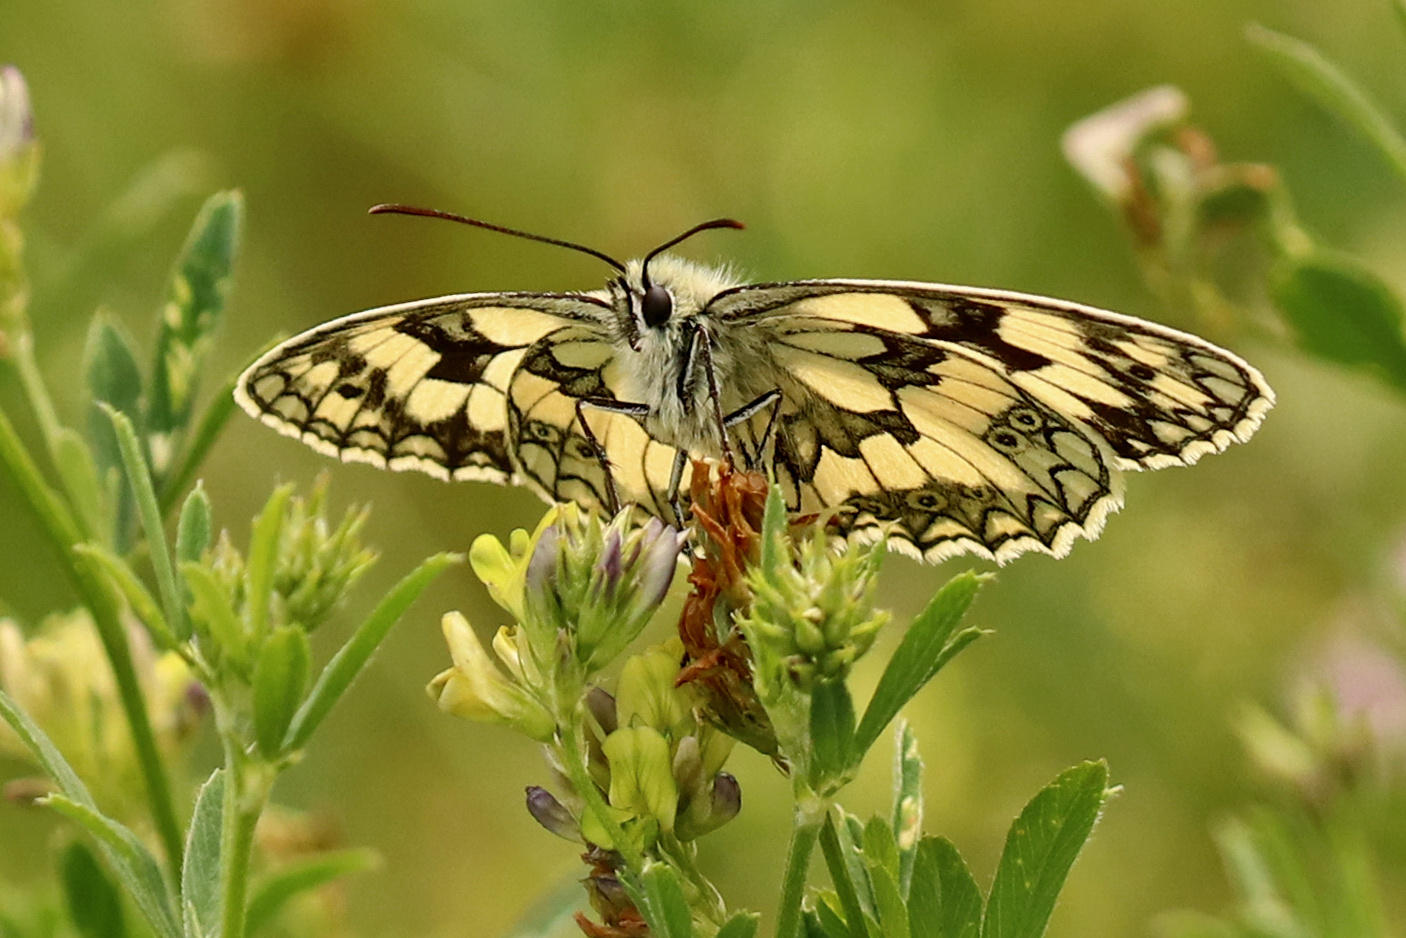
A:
636 525 686 611
584 866 633 918
525 524 560 598
710 772 741 824
598 525 625 593
586 685 618 736
525 786 580 841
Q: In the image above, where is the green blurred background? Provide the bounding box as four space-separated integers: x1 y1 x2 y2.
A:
3 0 1406 935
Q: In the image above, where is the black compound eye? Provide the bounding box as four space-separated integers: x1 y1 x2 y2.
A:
641 284 673 327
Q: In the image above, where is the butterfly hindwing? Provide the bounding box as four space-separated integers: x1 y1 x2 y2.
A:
235 293 606 482
709 279 1272 561
738 323 1119 562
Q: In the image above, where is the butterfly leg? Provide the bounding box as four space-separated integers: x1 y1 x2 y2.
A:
694 324 737 465
723 389 782 469
666 449 689 528
575 397 650 516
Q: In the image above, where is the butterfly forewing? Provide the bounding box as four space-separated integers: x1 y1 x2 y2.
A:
235 293 606 482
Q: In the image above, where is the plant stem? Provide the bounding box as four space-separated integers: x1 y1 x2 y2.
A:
219 729 271 938
558 717 641 869
0 402 185 873
11 332 64 464
773 796 828 938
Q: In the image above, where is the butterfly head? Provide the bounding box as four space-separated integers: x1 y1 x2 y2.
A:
622 254 744 337
629 218 745 332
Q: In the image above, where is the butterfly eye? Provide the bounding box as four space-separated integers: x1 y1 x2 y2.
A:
641 284 673 328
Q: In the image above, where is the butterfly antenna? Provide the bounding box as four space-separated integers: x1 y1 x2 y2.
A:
369 203 627 273
641 218 745 290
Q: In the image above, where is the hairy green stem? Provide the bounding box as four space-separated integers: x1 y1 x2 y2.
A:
219 731 270 938
773 796 828 938
659 836 727 930
558 716 641 869
11 333 64 464
0 403 185 872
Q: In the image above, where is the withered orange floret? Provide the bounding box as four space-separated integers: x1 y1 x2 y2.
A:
674 460 780 759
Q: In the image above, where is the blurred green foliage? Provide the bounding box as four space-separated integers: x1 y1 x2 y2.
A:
3 1 1406 937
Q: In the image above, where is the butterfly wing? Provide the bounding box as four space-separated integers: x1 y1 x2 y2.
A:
506 325 690 517
235 293 608 483
708 280 1273 562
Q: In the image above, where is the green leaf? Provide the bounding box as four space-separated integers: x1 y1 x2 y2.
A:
103 404 189 641
59 841 125 938
804 908 836 938
43 796 181 938
181 561 246 667
485 872 581 938
1230 808 1324 936
838 812 878 930
627 864 692 938
891 721 924 897
245 483 294 645
85 311 144 427
810 679 856 786
982 761 1111 938
855 573 987 756
716 911 760 938
759 483 787 574
861 824 908 938
53 428 109 544
908 837 981 938
84 311 144 538
819 814 874 938
1271 251 1406 392
253 626 312 758
73 543 174 649
813 896 853 938
181 769 224 938
862 818 901 883
246 849 379 936
0 688 96 808
175 484 211 565
1247 24 1406 183
147 191 243 470
284 552 461 751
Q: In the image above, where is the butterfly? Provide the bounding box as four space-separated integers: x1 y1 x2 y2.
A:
234 206 1274 565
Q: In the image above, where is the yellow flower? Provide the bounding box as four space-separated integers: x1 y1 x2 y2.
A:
427 612 554 742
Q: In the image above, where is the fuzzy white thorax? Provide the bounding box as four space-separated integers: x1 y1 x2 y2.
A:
590 254 781 454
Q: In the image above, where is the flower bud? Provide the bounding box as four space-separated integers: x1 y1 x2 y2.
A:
272 481 376 632
742 516 889 690
585 686 619 736
522 506 686 675
675 732 741 840
428 612 554 741
0 66 37 219
525 785 581 841
1061 85 1188 204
